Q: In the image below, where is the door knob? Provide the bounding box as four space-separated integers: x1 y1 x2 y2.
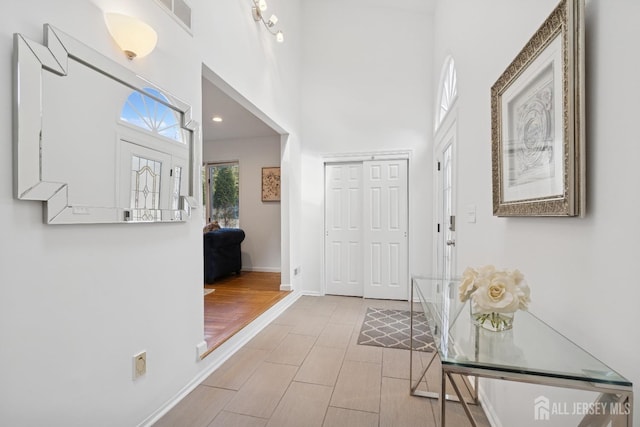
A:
446 239 455 246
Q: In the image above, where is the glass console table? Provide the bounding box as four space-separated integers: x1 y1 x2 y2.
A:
410 276 633 427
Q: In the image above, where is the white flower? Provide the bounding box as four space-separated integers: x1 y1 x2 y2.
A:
458 267 478 302
458 265 494 302
514 276 531 310
472 271 520 314
459 265 532 314
476 264 497 280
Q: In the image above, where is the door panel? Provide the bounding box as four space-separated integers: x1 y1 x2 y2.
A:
325 163 363 296
363 159 408 300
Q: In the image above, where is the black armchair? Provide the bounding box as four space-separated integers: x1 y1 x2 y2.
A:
203 228 245 283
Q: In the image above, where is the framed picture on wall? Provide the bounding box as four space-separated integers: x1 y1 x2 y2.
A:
491 0 585 217
261 167 281 202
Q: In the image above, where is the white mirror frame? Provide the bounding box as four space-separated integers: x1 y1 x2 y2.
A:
13 24 199 224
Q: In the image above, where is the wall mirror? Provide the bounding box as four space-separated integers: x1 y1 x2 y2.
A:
13 24 199 224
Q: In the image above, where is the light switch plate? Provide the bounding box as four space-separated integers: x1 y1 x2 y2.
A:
466 204 476 223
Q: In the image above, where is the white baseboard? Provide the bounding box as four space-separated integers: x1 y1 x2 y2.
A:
280 283 292 291
301 290 323 296
138 290 302 427
478 383 502 427
241 267 281 273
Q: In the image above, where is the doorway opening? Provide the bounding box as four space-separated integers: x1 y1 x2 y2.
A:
201 66 289 356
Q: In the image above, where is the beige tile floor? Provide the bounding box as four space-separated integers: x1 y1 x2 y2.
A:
154 295 490 427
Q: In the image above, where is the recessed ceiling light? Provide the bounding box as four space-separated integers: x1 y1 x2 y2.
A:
212 116 223 122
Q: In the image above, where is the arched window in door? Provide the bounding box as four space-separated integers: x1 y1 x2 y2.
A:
120 87 185 143
435 56 458 131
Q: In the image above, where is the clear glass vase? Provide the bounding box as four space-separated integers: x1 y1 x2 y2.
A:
472 311 514 332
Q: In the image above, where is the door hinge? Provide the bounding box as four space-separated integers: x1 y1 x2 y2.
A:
449 215 456 232
170 169 173 177
437 223 440 233
437 161 441 171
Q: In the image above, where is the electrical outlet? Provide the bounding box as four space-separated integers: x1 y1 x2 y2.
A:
294 267 301 276
132 351 146 380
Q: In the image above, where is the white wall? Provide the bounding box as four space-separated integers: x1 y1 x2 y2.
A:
203 136 282 272
0 0 302 426
432 0 640 425
299 0 435 294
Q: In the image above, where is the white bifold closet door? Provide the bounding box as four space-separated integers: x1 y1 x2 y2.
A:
362 159 408 300
325 162 364 297
325 159 408 300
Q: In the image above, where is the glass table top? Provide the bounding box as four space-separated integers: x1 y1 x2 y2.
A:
412 276 631 387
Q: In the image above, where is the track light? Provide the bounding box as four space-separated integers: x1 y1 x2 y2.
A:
251 0 284 43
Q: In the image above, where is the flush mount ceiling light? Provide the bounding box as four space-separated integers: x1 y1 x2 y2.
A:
212 116 223 122
251 0 284 43
105 13 158 60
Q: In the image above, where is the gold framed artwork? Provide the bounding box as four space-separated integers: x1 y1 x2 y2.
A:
261 167 281 202
491 0 585 217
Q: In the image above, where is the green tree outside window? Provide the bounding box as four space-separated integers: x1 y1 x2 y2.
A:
206 163 239 228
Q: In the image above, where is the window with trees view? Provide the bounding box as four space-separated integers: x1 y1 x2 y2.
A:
205 162 239 228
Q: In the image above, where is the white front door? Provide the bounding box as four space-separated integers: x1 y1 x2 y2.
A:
325 163 363 296
435 126 457 281
363 159 408 300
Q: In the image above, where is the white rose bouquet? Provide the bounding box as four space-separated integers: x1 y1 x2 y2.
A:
459 265 531 331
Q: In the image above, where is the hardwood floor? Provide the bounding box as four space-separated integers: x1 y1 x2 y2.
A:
204 271 289 356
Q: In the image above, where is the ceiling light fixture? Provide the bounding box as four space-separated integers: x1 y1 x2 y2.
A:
251 0 284 43
212 116 223 122
105 13 158 60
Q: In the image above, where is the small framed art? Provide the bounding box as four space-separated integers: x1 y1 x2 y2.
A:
261 167 281 202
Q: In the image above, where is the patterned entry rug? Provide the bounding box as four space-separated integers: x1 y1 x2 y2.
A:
357 307 435 352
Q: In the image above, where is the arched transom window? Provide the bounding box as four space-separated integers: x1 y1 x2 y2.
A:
436 56 458 130
121 87 184 143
